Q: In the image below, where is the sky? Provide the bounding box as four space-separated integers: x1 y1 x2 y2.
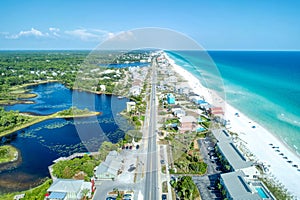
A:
0 0 300 50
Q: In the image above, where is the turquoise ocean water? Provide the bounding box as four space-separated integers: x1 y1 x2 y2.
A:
166 51 300 156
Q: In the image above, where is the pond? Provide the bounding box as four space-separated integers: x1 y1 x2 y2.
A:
0 82 131 193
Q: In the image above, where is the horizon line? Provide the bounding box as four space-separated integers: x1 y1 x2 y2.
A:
0 49 300 52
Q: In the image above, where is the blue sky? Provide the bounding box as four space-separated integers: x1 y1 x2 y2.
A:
0 0 300 50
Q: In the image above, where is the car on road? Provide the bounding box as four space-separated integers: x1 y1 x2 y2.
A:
123 194 132 200
162 194 167 200
106 197 116 200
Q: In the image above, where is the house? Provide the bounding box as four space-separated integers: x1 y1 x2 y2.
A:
99 85 106 92
126 101 136 112
173 109 186 118
209 107 224 115
46 179 92 200
130 86 142 96
167 93 175 104
189 95 201 102
178 116 197 133
94 151 122 180
165 76 177 83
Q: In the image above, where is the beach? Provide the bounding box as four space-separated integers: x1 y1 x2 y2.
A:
164 52 300 198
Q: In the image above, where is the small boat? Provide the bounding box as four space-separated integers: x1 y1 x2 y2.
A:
117 96 125 99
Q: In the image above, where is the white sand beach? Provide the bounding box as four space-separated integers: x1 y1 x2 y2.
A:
164 53 300 198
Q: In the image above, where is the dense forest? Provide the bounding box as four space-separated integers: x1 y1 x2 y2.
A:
0 50 150 100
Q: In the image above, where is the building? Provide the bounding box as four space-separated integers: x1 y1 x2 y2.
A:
178 116 197 133
217 141 253 171
94 151 122 180
221 170 275 200
130 86 142 96
46 179 92 200
167 93 175 104
99 85 106 92
173 109 186 118
165 75 177 83
126 101 136 112
213 130 276 200
209 107 224 115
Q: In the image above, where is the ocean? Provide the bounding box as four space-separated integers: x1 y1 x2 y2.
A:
166 51 300 156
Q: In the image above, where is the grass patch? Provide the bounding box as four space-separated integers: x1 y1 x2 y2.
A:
0 107 101 138
162 165 166 173
260 178 293 200
0 145 18 164
162 181 168 193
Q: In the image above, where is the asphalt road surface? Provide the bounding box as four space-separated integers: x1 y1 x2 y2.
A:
144 60 159 200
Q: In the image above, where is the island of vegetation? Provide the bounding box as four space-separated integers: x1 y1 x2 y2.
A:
0 145 18 164
0 106 101 138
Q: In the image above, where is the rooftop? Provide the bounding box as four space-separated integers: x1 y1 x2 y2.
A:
47 179 84 193
217 141 253 170
180 116 197 123
221 171 262 200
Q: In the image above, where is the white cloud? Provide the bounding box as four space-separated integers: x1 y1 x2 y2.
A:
49 27 60 37
49 27 60 32
65 28 114 41
6 28 47 39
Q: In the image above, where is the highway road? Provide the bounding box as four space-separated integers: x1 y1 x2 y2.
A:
144 59 159 200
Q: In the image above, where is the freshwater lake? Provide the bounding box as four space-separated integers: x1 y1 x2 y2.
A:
0 82 131 193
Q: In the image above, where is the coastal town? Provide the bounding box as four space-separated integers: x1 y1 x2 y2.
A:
0 50 299 200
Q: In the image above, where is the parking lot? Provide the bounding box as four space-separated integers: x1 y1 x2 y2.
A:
192 137 223 200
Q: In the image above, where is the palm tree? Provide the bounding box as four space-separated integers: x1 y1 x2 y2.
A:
81 188 89 200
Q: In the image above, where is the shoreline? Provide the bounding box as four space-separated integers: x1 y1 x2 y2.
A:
164 52 300 198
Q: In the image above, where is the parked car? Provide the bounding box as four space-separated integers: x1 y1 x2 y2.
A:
162 194 167 200
160 160 165 164
207 186 216 190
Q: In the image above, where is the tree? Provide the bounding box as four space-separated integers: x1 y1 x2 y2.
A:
81 188 90 200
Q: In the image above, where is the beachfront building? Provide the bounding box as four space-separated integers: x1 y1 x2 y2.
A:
216 141 253 171
209 107 224 115
213 129 276 199
167 93 176 104
46 179 92 200
94 151 122 180
220 170 275 200
178 116 197 133
126 101 136 113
